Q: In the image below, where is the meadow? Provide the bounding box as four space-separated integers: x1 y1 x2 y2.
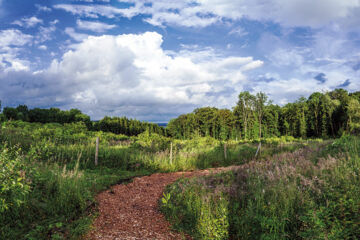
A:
0 120 321 239
160 135 360 239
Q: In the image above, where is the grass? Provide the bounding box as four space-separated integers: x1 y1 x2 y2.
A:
0 120 328 239
160 136 360 239
0 158 149 240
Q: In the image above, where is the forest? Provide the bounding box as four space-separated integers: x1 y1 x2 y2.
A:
167 89 360 140
0 88 359 239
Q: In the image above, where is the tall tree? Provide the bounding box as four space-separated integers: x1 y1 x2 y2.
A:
234 91 255 140
347 98 360 134
307 92 323 137
295 97 308 138
254 92 268 139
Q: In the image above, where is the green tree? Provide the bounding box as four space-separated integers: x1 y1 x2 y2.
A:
234 91 255 140
347 98 360 134
3 107 18 121
254 92 268 139
307 92 323 137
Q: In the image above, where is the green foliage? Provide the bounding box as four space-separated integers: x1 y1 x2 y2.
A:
0 121 152 239
161 137 360 239
94 116 166 136
0 157 147 239
1 105 358 240
1 120 303 239
136 131 171 151
160 176 230 239
0 147 30 212
167 89 360 140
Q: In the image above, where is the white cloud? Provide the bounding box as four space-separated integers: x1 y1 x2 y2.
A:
0 29 33 72
76 20 116 32
54 4 130 18
64 27 89 42
38 45 47 50
56 0 360 28
0 29 33 48
187 0 360 27
0 32 262 120
12 16 43 28
50 19 59 25
229 27 248 37
35 4 52 12
267 48 305 67
36 25 57 43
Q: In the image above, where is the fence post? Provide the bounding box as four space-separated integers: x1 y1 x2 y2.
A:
170 142 173 165
224 143 227 160
255 141 261 157
95 137 99 166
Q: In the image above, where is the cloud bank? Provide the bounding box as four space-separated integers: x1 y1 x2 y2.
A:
0 32 263 120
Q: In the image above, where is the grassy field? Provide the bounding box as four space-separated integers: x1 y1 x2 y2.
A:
160 135 360 239
0 120 331 239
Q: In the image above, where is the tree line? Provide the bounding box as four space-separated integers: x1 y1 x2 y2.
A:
93 116 166 136
167 89 360 140
1 88 359 140
0 103 166 136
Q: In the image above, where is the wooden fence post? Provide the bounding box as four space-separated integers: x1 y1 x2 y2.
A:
95 137 99 166
224 143 227 160
170 142 173 165
255 141 261 157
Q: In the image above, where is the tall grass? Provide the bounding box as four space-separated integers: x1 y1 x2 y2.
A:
0 154 148 239
161 136 360 239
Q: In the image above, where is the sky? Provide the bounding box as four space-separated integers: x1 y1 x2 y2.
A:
0 0 359 121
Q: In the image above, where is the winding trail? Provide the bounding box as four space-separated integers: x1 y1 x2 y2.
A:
86 166 240 240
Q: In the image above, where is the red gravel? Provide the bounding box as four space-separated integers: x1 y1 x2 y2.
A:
86 167 239 240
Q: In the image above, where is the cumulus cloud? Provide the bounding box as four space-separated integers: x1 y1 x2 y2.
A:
76 20 116 33
0 29 33 72
0 32 263 120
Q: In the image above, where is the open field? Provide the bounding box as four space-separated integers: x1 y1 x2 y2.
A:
0 120 324 239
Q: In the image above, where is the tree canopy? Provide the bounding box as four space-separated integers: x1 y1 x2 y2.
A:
167 89 360 140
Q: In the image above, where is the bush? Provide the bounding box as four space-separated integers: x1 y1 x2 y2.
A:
0 147 30 212
136 131 171 152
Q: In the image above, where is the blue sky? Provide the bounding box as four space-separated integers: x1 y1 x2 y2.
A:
0 0 359 121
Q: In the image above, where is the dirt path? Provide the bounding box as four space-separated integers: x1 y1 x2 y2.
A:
86 166 240 240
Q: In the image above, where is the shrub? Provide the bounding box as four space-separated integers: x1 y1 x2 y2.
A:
0 147 31 212
136 131 171 152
